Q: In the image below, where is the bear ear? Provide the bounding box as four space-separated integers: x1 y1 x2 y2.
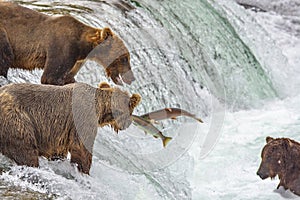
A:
98 81 111 89
282 139 292 150
266 136 274 143
286 138 294 147
129 93 141 110
101 27 114 40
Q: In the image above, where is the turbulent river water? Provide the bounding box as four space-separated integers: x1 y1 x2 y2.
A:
1 0 300 199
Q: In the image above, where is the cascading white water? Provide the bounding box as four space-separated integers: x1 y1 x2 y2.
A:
1 0 299 199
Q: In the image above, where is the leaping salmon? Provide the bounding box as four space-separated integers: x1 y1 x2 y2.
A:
140 107 203 123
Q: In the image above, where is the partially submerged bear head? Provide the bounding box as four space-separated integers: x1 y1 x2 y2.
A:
257 136 293 180
97 82 141 132
89 28 135 85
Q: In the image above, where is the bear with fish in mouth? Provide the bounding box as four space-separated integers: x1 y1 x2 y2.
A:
257 136 300 196
0 2 135 85
0 82 141 174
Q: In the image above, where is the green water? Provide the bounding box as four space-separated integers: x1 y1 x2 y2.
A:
134 0 278 108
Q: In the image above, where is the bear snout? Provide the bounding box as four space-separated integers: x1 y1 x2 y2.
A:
106 56 135 85
115 115 132 131
121 70 135 85
257 170 269 180
122 118 132 130
257 166 269 180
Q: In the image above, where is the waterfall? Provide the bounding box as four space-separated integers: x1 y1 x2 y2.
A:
1 0 294 199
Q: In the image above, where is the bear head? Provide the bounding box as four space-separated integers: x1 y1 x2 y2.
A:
97 82 141 132
257 136 295 180
88 28 135 85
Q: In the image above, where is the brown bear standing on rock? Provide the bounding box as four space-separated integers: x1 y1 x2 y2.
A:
0 82 141 174
0 2 135 85
257 136 300 196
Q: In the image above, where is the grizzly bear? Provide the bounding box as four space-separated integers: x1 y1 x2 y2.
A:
0 82 141 174
257 136 300 196
0 2 135 85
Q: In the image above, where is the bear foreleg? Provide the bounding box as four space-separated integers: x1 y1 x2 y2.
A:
70 144 92 174
41 47 78 85
63 60 84 84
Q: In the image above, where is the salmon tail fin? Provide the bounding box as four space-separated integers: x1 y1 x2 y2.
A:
196 117 204 123
163 137 172 147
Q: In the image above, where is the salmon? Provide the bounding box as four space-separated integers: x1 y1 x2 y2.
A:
141 107 203 123
132 115 172 147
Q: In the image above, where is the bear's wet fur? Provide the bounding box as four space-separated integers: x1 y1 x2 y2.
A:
0 2 135 85
0 82 141 174
257 136 300 196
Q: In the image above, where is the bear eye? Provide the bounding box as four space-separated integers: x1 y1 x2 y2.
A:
265 155 272 160
121 57 128 63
